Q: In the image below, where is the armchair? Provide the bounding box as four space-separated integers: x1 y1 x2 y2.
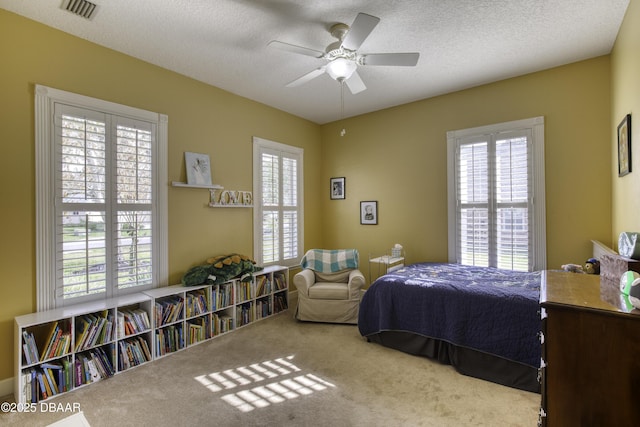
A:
294 249 365 324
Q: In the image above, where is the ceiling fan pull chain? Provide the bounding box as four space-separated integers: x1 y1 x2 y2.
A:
340 80 346 137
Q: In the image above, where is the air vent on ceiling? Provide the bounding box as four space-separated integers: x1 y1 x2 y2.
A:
62 0 98 20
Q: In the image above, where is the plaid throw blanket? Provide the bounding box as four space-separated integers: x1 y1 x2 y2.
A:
300 249 359 273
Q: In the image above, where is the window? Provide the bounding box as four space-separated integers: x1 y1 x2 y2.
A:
36 85 168 310
447 117 546 271
253 137 303 267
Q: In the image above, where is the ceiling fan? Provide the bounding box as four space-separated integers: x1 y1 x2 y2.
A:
268 12 420 95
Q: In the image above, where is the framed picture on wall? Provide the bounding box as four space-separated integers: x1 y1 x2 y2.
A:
185 152 213 186
360 201 378 225
618 114 632 177
330 177 345 199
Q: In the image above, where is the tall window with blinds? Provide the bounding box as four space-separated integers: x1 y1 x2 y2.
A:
56 106 154 300
253 137 303 267
447 117 546 272
36 85 168 310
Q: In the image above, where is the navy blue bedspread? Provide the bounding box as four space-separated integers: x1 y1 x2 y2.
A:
358 263 542 368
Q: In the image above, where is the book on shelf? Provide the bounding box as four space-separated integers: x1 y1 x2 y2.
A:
118 337 150 370
41 366 59 395
256 276 269 296
274 293 288 312
40 321 60 361
274 274 287 290
76 346 115 385
186 290 208 317
155 324 184 356
76 311 112 351
214 284 232 309
22 330 40 365
155 297 184 326
21 368 39 403
237 281 252 302
36 371 48 400
119 308 151 336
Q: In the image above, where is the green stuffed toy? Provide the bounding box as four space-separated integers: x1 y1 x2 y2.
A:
181 253 262 286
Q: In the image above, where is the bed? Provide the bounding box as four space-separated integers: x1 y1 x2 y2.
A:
358 262 542 392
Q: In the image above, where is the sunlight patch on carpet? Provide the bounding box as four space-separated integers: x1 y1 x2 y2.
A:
194 355 336 412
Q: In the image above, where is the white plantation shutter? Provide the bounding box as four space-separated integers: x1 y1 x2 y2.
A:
253 137 303 267
495 134 531 271
457 139 489 267
113 118 154 290
54 105 156 301
55 106 108 299
36 85 168 310
447 117 546 272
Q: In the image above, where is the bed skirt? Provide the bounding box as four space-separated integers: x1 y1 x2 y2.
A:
366 330 540 393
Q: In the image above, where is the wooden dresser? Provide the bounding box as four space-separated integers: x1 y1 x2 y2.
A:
539 271 640 426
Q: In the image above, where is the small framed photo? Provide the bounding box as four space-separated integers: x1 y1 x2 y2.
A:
185 152 212 186
360 201 378 225
330 177 346 200
618 114 632 177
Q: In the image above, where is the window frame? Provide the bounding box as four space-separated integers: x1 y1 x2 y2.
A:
35 84 169 310
252 136 304 268
446 116 546 271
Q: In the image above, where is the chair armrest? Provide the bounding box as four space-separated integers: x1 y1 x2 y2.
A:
347 269 365 299
293 269 316 295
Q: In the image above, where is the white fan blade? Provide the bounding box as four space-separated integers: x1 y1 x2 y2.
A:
341 13 380 51
286 67 326 87
361 53 420 66
268 40 325 58
345 70 366 94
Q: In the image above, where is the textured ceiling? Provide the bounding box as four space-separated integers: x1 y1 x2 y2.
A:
0 0 630 124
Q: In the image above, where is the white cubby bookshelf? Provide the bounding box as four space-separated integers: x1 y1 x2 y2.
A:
14 265 289 404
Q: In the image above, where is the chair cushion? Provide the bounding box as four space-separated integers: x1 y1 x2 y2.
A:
308 282 349 300
314 270 351 283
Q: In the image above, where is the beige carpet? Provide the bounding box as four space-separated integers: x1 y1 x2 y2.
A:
1 296 540 426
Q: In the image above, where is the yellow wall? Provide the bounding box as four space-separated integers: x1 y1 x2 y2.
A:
612 0 640 247
0 10 322 382
320 56 613 277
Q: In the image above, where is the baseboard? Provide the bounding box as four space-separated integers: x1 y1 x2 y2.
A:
0 376 14 401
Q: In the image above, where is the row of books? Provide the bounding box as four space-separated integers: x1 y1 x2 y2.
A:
21 359 72 403
236 303 254 327
75 311 115 351
22 331 41 366
274 274 287 291
256 276 272 297
186 290 208 317
214 283 233 310
155 297 184 326
118 336 152 371
237 281 252 302
256 299 272 319
274 294 288 313
25 322 72 364
75 347 115 386
118 308 151 337
155 324 184 356
187 317 210 345
212 313 233 336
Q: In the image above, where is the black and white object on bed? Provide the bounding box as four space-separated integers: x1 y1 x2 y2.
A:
358 263 542 392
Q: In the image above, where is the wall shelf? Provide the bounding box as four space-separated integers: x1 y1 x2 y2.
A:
171 181 223 190
209 203 254 208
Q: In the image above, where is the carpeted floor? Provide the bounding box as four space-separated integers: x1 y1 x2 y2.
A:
1 294 540 426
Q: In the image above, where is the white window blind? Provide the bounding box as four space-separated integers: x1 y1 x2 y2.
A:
36 85 168 310
447 117 546 272
253 137 303 267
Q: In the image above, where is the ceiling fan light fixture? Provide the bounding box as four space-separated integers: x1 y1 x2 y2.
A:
326 58 357 81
